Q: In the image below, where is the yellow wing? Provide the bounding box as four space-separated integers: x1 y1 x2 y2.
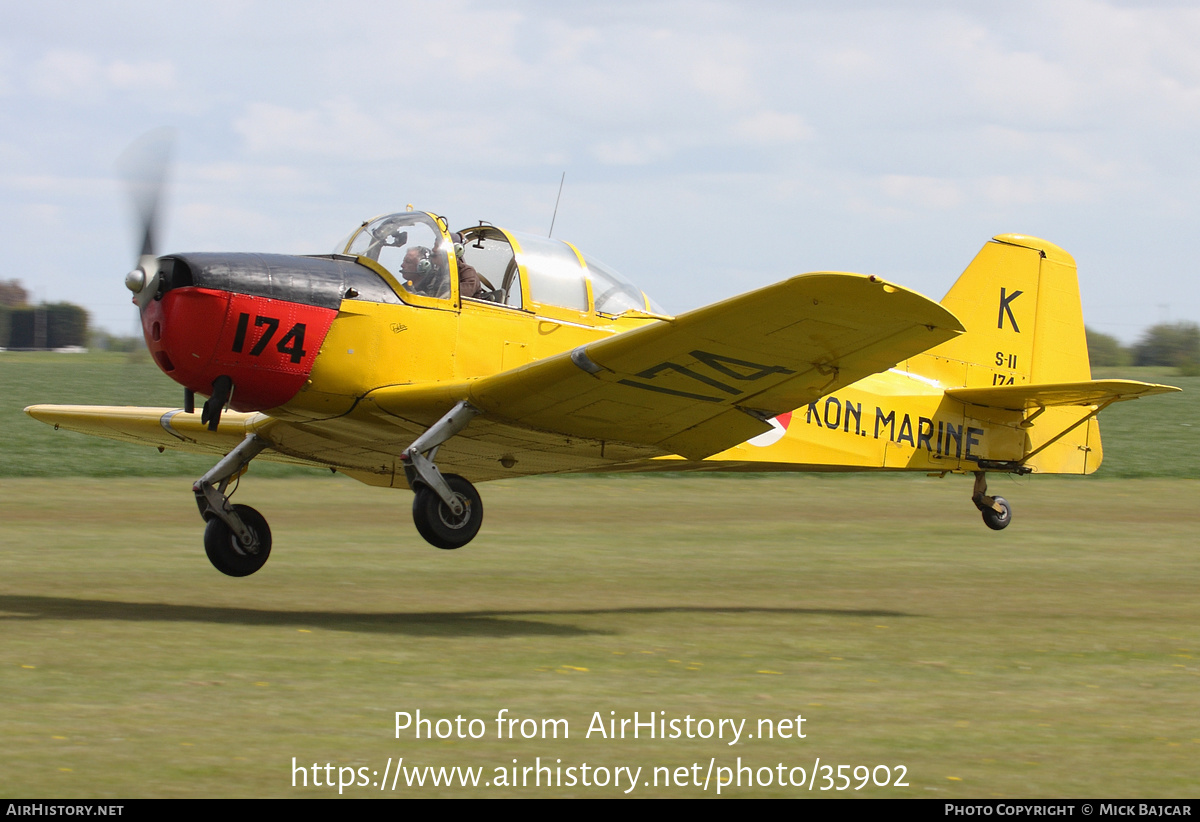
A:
22 405 321 467
370 272 964 460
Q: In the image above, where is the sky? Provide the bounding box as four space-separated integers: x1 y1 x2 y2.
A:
2 0 1199 342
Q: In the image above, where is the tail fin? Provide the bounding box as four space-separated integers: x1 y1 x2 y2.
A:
916 234 1091 388
912 235 1102 474
907 236 1177 475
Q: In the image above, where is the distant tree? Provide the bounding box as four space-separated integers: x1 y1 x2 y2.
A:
1085 327 1130 367
0 280 28 308
89 329 144 353
1132 322 1200 372
44 303 89 348
8 308 35 347
6 302 90 349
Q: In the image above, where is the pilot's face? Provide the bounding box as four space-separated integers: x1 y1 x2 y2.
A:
401 249 421 279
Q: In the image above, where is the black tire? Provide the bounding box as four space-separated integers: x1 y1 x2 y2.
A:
203 504 272 576
981 496 1012 531
412 474 483 549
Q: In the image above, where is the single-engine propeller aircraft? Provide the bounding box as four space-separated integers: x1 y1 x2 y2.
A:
26 201 1179 576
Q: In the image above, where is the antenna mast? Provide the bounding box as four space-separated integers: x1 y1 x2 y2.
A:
548 172 565 237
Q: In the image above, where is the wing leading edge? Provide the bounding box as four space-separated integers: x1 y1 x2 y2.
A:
23 405 320 468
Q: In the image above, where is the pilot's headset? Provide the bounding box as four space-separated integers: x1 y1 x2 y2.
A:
450 232 466 258
412 246 433 277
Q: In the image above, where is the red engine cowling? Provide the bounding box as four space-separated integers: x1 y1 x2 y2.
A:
142 286 337 413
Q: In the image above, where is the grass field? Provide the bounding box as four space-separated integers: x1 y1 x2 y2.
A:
1 475 1197 798
1 353 1197 797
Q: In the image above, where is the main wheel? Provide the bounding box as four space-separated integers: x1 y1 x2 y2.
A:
412 474 483 549
981 496 1012 531
203 504 272 576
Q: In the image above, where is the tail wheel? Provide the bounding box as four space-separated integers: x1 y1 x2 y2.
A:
981 497 1012 531
203 504 272 576
412 474 483 550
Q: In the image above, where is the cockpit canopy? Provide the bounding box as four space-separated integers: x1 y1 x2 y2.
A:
336 212 454 300
334 211 664 317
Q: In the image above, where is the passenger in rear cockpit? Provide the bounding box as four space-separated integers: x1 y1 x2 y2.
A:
451 232 481 299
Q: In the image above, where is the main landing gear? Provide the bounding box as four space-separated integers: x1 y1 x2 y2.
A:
194 434 272 576
971 471 1012 531
188 402 485 575
401 401 484 550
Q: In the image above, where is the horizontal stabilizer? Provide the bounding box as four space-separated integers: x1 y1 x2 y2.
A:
946 380 1180 411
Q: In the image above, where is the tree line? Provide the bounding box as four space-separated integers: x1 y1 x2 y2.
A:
0 280 89 349
1087 323 1200 375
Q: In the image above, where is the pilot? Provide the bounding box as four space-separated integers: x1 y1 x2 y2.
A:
400 246 448 298
451 232 481 299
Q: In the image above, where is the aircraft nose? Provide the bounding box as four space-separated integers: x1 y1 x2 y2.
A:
141 283 336 413
141 285 232 380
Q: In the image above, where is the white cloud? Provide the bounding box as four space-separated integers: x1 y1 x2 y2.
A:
28 49 176 100
233 100 405 159
978 174 1093 207
172 201 287 251
189 161 306 188
28 50 99 97
4 172 113 199
732 111 813 145
106 59 175 91
591 136 672 166
880 175 963 210
826 46 877 77
689 46 758 110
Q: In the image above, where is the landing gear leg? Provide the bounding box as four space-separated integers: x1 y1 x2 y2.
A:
193 433 272 576
401 401 484 549
971 471 1012 531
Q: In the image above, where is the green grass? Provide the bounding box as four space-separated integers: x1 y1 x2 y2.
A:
2 354 1198 797
1 474 1198 798
1085 367 1197 477
0 352 310 477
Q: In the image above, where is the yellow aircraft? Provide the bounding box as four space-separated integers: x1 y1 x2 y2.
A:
25 208 1179 576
